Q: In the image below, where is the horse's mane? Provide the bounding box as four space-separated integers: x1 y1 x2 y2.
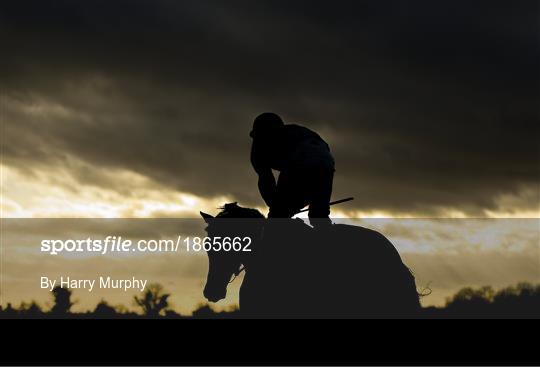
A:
216 202 265 219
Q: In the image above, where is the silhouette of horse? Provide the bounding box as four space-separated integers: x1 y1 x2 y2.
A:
201 203 421 318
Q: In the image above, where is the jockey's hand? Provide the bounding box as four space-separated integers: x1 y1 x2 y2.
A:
268 206 295 218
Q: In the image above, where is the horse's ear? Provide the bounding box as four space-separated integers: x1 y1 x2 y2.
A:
200 211 214 223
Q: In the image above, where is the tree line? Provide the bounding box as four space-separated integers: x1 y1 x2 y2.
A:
1 282 538 318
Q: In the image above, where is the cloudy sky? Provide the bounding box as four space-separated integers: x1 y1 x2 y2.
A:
1 0 539 312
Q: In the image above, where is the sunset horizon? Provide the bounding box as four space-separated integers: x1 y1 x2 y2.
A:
1 0 538 320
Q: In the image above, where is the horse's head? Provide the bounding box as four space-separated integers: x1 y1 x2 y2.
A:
200 202 265 303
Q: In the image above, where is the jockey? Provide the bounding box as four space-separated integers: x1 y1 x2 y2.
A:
250 112 335 226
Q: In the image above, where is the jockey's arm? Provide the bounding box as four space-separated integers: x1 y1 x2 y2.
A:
251 140 277 208
257 167 276 208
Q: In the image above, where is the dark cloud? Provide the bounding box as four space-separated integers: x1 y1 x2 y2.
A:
1 0 539 214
